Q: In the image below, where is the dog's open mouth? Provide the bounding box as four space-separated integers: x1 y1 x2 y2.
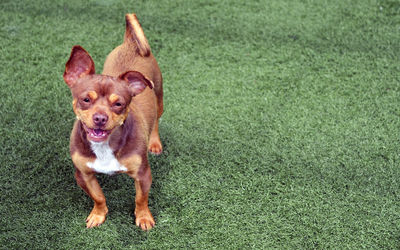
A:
88 128 111 142
82 124 111 142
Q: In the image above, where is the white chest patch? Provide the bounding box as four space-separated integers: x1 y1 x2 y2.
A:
87 141 127 175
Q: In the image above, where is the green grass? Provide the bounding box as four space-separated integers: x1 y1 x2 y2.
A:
1 0 400 248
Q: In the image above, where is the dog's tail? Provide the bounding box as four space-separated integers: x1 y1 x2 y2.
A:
124 13 151 57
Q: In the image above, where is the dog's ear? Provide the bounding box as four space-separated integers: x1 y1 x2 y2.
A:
63 45 95 87
119 71 154 96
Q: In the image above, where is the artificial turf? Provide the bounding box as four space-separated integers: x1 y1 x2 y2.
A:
1 0 400 248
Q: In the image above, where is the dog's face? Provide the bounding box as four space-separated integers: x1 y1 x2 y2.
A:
64 46 153 142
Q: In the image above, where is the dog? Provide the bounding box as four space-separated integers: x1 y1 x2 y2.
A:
63 13 163 230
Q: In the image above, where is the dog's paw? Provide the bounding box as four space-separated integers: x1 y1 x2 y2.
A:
148 141 163 155
135 209 155 231
86 207 108 228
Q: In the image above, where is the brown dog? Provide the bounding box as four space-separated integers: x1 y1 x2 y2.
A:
63 13 163 230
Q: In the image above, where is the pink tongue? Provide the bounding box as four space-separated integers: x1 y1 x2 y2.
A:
94 129 103 136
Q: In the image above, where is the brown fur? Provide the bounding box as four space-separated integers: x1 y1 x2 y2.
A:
64 13 163 230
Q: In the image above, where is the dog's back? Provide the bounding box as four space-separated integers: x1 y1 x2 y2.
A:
103 13 163 134
103 14 162 103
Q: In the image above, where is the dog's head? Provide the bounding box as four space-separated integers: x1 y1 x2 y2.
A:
63 46 153 142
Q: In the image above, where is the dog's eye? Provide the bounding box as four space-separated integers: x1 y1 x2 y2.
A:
115 102 122 107
83 98 90 103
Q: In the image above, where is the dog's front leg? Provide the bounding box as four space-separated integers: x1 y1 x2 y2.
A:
75 169 108 228
128 163 155 231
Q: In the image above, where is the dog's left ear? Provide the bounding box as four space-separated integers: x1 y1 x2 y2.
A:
119 71 154 96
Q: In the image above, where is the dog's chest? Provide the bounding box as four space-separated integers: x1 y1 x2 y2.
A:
87 141 127 175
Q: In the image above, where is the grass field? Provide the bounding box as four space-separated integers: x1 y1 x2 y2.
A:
1 0 400 248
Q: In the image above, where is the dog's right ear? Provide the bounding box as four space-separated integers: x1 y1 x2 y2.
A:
63 45 95 87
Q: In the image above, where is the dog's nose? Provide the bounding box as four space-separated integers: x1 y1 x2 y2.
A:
93 113 108 127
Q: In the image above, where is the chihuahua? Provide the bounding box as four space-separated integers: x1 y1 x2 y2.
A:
63 13 163 230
